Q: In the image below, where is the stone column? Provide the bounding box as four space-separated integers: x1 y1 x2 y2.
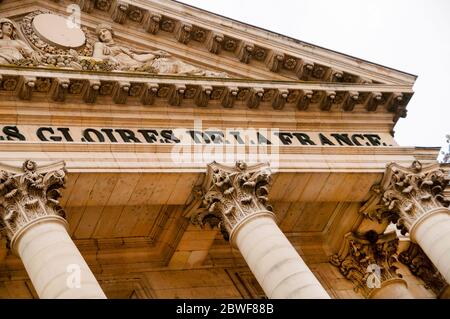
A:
399 243 449 298
367 161 450 284
0 160 106 299
331 230 414 299
368 279 413 299
192 161 330 299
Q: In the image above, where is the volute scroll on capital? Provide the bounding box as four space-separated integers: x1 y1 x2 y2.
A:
361 161 450 236
0 160 67 247
190 161 274 242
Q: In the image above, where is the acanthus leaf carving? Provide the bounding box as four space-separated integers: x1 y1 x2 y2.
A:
365 161 450 235
399 243 448 296
272 89 288 110
113 81 130 104
111 1 129 24
330 230 403 297
144 13 162 35
0 160 67 244
175 22 192 44
83 79 100 104
265 51 284 73
191 161 273 241
51 78 70 102
206 32 224 54
237 42 254 64
221 87 238 108
141 83 159 105
194 85 212 107
246 88 264 109
296 90 313 110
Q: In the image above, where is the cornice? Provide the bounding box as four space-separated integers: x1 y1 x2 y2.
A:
0 66 412 124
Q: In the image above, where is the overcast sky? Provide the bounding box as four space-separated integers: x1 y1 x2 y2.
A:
178 0 450 150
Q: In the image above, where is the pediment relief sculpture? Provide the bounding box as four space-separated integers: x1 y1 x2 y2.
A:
92 23 227 77
0 11 227 77
0 18 41 66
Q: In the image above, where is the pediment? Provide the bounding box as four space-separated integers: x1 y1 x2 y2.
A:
0 0 416 85
0 0 416 126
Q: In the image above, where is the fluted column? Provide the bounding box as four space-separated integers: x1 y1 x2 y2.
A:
192 161 330 299
366 161 450 284
331 230 414 299
0 160 106 299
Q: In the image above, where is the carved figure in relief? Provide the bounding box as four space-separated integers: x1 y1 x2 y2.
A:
93 23 227 77
0 18 40 65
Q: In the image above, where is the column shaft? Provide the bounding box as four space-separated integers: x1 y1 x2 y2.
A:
233 214 330 299
411 208 450 284
14 216 106 299
369 279 414 299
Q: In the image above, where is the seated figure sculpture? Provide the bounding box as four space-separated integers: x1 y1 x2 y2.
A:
93 23 227 77
0 18 40 65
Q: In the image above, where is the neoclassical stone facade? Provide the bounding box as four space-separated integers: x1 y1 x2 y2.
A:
0 0 448 299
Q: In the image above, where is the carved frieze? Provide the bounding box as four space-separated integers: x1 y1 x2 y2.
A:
0 12 228 77
92 23 227 76
0 160 67 244
330 231 402 297
191 161 273 241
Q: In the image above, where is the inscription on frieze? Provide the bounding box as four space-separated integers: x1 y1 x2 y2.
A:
0 125 395 147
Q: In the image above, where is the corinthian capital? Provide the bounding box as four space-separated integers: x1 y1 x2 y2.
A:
399 243 448 297
191 161 273 241
330 230 402 297
363 161 449 235
0 160 67 244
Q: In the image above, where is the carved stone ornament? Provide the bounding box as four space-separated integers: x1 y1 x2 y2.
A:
330 230 403 297
0 11 228 77
20 11 93 64
190 161 273 241
361 161 450 235
0 160 67 246
399 243 448 297
92 23 227 77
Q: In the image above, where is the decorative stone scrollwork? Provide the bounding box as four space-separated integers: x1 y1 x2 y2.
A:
363 161 449 235
144 13 162 35
330 230 402 297
0 160 67 244
20 10 93 57
399 243 448 296
191 161 273 241
95 0 112 11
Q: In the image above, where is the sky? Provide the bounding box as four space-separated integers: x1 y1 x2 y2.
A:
177 0 450 150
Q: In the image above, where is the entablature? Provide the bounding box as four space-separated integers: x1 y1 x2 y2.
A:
0 66 412 125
